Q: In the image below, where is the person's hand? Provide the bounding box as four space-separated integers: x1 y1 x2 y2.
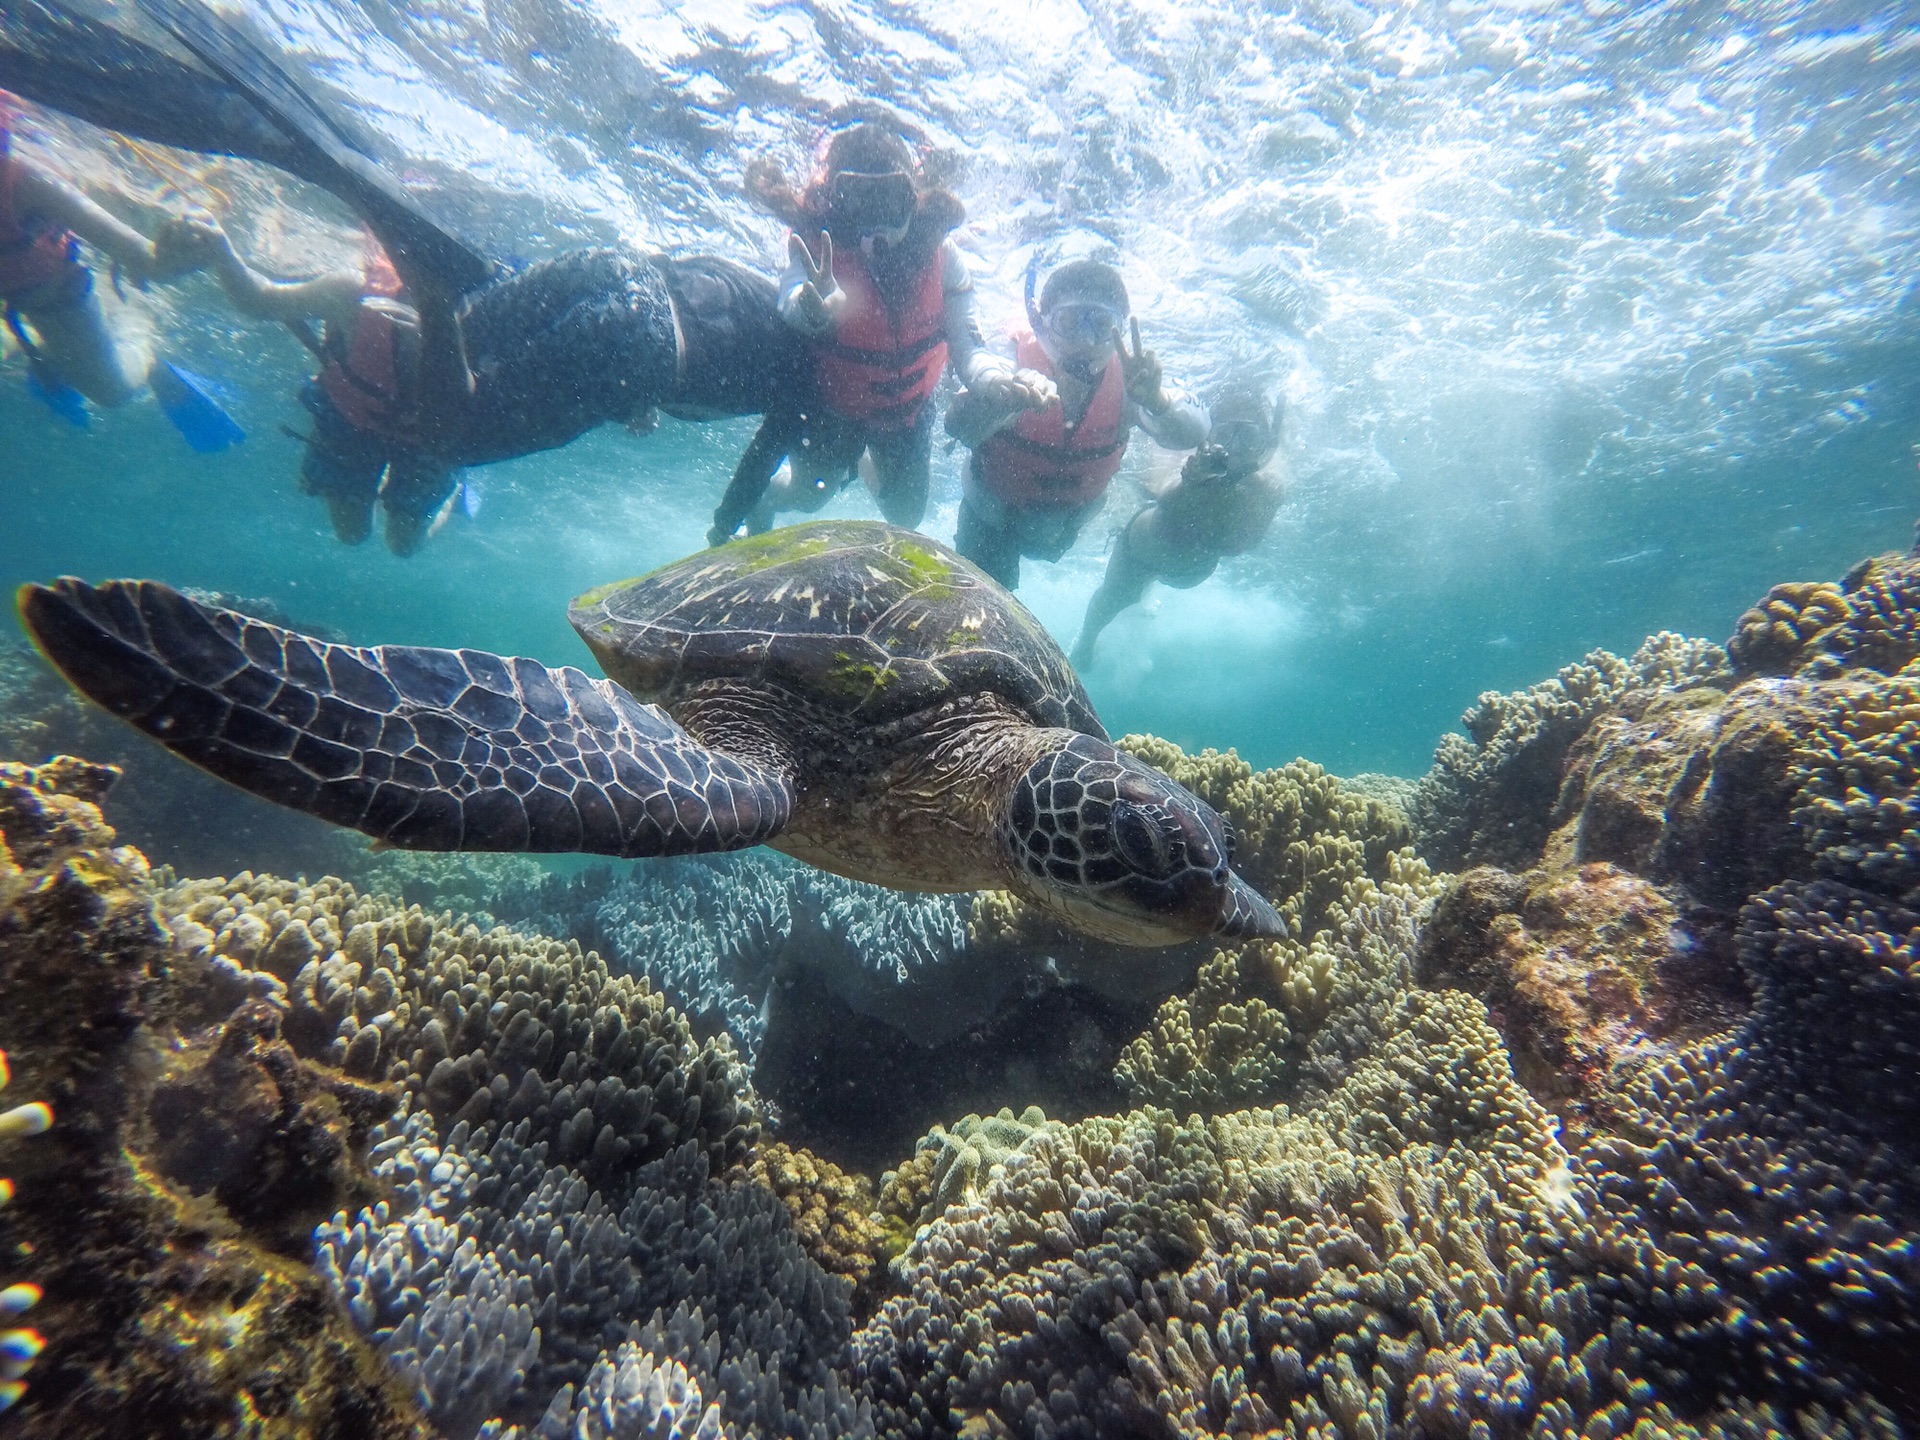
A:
147 215 228 283
977 365 1058 413
786 232 844 332
1117 317 1166 412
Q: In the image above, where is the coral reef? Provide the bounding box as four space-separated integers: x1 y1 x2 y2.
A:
1108 744 1440 1115
750 1142 888 1316
1789 669 1920 904
1409 634 1732 872
1729 551 1920 679
6 539 1918 1440
851 978 1650 1440
0 759 428 1439
0 1049 51 1413
479 1345 727 1440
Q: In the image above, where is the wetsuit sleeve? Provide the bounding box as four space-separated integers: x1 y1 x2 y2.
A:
1132 382 1209 450
941 241 1009 389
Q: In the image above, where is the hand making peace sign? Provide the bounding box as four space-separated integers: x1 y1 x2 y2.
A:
1117 316 1167 413
787 232 845 331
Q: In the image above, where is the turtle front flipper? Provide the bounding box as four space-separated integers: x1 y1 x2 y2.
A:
18 580 793 857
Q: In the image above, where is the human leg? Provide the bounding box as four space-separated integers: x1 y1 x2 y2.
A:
13 269 147 407
954 492 1023 590
1071 508 1159 667
378 457 459 556
864 409 934 530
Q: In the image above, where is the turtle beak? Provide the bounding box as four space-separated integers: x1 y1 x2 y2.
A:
1211 873 1287 940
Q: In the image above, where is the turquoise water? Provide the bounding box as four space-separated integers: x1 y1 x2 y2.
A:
5 309 1913 779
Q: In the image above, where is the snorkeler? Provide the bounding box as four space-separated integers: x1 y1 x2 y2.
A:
0 0 801 554
1071 385 1286 667
946 259 1207 590
704 114 1043 544
0 93 240 450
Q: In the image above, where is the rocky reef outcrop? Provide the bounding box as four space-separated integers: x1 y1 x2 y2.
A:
0 757 427 1439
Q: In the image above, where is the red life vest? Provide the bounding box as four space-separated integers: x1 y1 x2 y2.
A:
317 272 419 443
976 331 1128 508
0 125 83 302
808 241 947 431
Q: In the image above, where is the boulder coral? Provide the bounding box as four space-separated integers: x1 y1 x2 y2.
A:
0 758 428 1440
1409 635 1731 873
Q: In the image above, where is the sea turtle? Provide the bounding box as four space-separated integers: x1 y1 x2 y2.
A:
18 520 1282 945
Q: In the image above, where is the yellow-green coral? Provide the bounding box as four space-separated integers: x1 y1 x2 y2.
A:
1728 552 1920 680
1789 669 1920 903
0 759 430 1439
749 1140 888 1309
1117 845 1445 1113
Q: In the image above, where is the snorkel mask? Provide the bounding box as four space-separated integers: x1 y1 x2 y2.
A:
1027 259 1129 380
1184 392 1281 484
830 169 917 244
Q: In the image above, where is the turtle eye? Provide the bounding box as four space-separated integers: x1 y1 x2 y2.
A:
1111 802 1173 877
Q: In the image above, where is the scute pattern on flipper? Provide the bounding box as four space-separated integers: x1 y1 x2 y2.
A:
21 579 791 858
570 521 1102 735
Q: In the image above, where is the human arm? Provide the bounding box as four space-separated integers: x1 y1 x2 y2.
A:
189 221 365 328
940 241 1055 444
10 160 205 285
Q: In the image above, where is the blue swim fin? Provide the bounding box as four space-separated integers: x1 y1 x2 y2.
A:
25 365 90 429
150 359 245 453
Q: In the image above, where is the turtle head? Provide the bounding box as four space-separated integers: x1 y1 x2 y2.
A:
998 735 1286 947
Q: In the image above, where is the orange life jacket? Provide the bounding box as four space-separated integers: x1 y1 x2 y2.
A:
316 268 420 443
976 331 1128 508
0 125 82 302
808 242 947 431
